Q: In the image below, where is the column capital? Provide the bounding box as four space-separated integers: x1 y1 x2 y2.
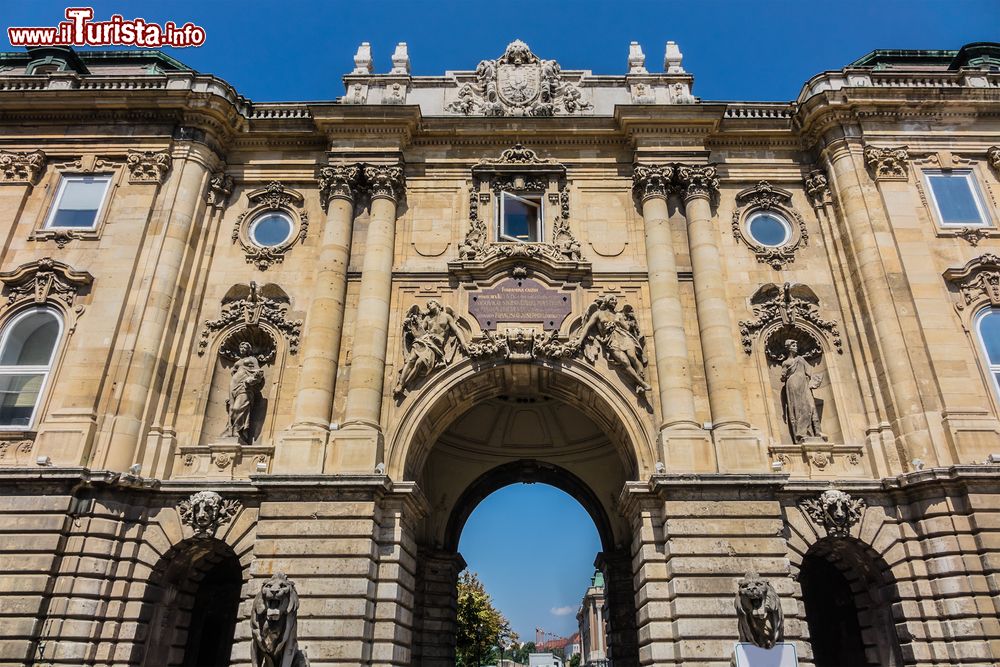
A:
318 163 362 209
362 163 406 203
632 163 674 202
205 170 234 208
804 167 831 208
863 144 910 182
0 150 46 185
675 163 719 201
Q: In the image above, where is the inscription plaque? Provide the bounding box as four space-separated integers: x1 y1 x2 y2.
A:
468 278 571 330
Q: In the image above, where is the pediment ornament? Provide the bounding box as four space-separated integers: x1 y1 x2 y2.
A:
739 282 842 356
944 254 1000 309
198 281 302 359
446 40 591 117
0 258 93 310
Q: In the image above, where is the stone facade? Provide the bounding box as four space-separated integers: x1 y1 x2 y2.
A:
0 41 998 666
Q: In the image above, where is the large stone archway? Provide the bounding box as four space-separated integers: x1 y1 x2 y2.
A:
383 360 653 666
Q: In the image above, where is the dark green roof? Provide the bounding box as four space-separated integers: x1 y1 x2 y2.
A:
0 47 194 74
850 42 1000 70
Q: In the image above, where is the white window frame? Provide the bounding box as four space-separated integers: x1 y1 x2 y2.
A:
746 210 792 248
497 191 543 243
923 169 991 228
248 210 294 248
44 173 113 231
0 307 63 431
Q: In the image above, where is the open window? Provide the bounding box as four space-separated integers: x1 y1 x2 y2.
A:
497 191 543 242
0 308 62 429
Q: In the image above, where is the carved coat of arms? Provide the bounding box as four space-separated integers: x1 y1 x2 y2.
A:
497 41 541 107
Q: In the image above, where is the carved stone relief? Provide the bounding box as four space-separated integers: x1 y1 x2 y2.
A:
206 171 234 208
735 572 783 649
731 181 809 269
178 490 241 538
0 150 46 184
739 282 842 356
251 573 309 667
233 181 309 270
198 282 302 358
864 145 910 181
0 258 93 315
317 164 360 210
944 253 1000 311
798 488 866 538
125 149 171 184
446 40 592 117
988 146 1000 173
394 300 470 397
804 168 831 207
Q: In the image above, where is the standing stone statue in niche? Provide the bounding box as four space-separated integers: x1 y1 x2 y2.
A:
572 295 651 394
225 341 265 445
780 339 824 443
394 300 469 397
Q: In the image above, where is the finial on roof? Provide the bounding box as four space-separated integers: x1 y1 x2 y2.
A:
353 42 373 75
664 41 685 73
391 42 410 75
628 41 647 74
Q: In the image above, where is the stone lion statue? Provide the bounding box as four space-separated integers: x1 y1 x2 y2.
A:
251 573 309 667
735 572 783 649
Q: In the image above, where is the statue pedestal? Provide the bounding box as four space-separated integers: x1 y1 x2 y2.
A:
733 643 798 667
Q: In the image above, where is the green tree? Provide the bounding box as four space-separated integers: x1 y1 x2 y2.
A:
456 570 517 666
509 641 535 664
569 654 581 667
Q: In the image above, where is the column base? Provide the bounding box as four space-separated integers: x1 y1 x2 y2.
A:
325 424 384 474
712 425 767 473
273 426 328 474
659 425 716 473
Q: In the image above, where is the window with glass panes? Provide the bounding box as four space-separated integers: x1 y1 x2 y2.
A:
497 191 542 242
0 309 62 429
45 174 112 229
924 171 990 227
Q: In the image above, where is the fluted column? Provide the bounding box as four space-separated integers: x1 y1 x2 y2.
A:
676 164 750 430
327 164 404 472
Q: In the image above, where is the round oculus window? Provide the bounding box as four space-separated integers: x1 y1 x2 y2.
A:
747 212 791 247
249 212 293 247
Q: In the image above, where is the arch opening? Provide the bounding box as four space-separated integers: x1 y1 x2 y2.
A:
800 537 903 667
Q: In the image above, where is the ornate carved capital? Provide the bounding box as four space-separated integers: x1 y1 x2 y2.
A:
798 489 866 538
945 253 1000 309
205 171 234 208
125 150 171 184
318 164 361 209
0 258 93 310
0 150 46 185
804 168 831 206
178 490 240 538
987 146 1000 172
632 164 674 202
863 145 909 181
675 164 719 201
363 164 405 202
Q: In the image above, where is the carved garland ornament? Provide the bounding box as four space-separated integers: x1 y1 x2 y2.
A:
944 253 1000 310
178 490 241 538
798 489 866 538
446 40 592 117
233 181 309 270
739 282 842 357
0 150 46 185
198 281 302 359
125 150 172 184
864 145 910 181
731 181 809 270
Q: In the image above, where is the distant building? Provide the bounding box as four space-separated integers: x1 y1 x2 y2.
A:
528 653 564 667
578 571 609 666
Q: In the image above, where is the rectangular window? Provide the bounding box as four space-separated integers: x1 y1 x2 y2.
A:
45 174 112 230
924 170 990 226
498 191 542 242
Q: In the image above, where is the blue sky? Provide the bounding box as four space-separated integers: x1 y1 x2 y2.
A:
4 0 998 646
3 1 998 102
458 484 601 640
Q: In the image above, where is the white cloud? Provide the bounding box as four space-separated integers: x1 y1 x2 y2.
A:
550 605 576 616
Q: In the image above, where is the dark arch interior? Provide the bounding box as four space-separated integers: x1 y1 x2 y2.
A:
134 539 243 667
444 459 615 552
799 537 903 667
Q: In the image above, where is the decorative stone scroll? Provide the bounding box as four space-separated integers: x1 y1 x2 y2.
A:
863 145 910 181
799 488 866 538
735 573 783 650
632 163 675 201
317 164 361 209
446 40 592 117
675 164 720 200
944 253 1000 310
0 258 93 311
206 171 234 208
363 163 406 202
731 181 809 269
251 573 309 667
0 150 46 184
198 282 302 358
233 181 309 270
125 149 171 184
739 282 842 357
178 490 240 538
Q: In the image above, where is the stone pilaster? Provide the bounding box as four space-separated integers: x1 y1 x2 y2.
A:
824 141 938 469
676 164 763 471
275 164 362 473
328 163 405 473
597 547 639 666
633 164 712 472
412 549 465 667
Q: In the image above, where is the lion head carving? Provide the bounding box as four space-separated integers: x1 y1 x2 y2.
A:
735 572 783 649
799 488 866 538
251 573 309 667
177 490 240 538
